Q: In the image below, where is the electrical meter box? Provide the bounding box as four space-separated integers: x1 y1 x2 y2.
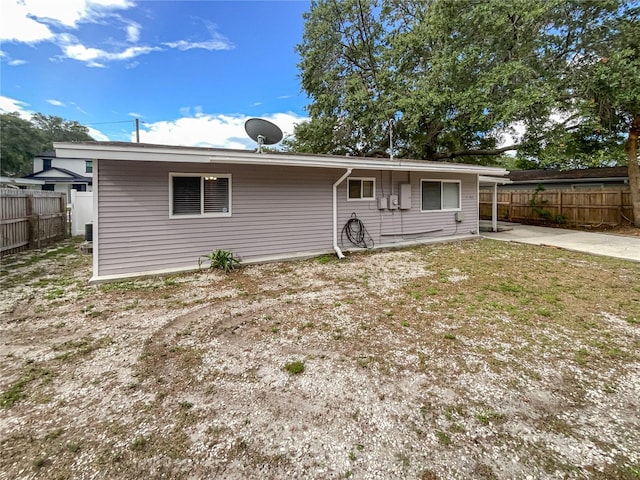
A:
399 183 411 209
388 195 399 210
455 211 464 222
377 196 388 210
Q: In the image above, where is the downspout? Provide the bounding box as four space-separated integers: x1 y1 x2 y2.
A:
333 168 353 258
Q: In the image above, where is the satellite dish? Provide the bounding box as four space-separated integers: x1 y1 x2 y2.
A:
244 118 283 153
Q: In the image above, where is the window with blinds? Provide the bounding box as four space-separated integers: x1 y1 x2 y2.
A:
421 180 460 211
170 174 231 217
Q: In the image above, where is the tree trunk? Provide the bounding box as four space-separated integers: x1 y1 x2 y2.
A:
626 113 640 227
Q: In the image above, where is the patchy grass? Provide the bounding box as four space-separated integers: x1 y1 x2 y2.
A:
284 360 305 375
0 238 639 479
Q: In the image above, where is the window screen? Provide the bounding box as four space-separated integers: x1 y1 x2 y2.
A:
442 182 460 209
203 177 229 213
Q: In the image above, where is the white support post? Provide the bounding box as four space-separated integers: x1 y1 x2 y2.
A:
492 183 498 232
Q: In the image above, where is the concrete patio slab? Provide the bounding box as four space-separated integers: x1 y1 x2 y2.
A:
482 223 640 263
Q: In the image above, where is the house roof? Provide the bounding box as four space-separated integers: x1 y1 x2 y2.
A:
509 166 628 183
24 167 92 183
53 141 509 177
0 176 45 186
35 150 57 158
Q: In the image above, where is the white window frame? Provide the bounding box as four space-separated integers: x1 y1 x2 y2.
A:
347 177 376 201
169 172 232 218
420 179 462 212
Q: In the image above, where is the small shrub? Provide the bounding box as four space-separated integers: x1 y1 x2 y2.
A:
199 249 240 273
284 360 305 375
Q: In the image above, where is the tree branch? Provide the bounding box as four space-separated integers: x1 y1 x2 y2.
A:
431 144 519 160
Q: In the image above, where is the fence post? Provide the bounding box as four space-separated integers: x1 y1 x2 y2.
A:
27 194 36 249
60 194 68 239
617 190 622 225
509 191 513 221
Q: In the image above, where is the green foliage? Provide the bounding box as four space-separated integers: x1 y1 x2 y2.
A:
292 0 636 169
0 112 93 177
528 185 566 224
1 362 54 408
284 360 305 375
0 113 44 176
199 249 240 273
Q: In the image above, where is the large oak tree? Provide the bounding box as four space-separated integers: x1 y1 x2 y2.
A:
0 113 94 177
289 0 640 224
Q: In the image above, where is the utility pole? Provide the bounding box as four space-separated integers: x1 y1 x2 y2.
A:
135 118 140 143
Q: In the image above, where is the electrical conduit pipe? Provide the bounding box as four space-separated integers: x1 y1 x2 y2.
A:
333 168 353 258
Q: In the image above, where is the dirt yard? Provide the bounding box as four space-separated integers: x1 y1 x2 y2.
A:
1 237 639 480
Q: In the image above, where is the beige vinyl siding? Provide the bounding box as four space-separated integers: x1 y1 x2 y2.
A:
96 160 480 278
336 170 478 246
97 160 339 277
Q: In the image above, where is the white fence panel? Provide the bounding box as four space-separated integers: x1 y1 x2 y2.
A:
70 189 94 236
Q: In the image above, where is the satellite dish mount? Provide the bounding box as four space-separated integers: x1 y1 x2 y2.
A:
244 118 283 153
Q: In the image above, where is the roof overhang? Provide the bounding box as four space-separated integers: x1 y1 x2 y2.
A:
54 142 509 177
479 175 512 186
510 177 628 185
1 176 45 186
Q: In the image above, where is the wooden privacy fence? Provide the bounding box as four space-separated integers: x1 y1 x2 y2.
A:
1 189 68 256
479 187 633 227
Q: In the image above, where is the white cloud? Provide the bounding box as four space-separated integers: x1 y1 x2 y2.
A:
47 99 66 107
0 49 27 65
137 112 307 149
124 20 140 42
0 0 133 43
1 0 235 67
0 95 33 118
128 112 143 118
87 126 110 141
57 33 160 67
163 38 234 52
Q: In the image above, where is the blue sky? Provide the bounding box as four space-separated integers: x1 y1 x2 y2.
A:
0 0 311 149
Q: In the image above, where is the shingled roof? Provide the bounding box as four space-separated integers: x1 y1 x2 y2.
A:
509 166 628 183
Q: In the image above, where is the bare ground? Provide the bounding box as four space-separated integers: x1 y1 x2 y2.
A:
1 237 639 480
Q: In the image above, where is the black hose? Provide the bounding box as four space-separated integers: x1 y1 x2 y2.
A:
341 213 374 249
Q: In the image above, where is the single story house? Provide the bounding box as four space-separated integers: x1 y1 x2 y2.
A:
505 166 629 190
53 141 508 282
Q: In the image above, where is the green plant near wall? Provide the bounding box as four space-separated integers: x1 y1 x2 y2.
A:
529 184 567 224
198 249 241 273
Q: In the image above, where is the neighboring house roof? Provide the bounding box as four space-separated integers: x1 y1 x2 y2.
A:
0 176 45 187
509 166 629 184
35 150 57 158
23 167 92 184
53 141 509 177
